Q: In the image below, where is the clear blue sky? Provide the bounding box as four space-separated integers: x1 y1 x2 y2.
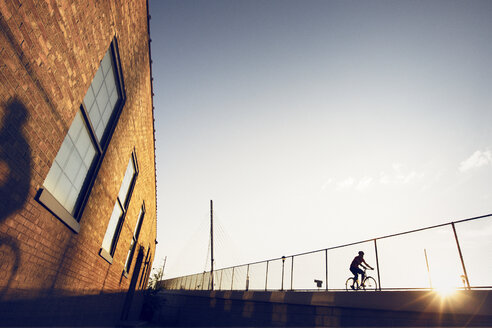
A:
149 0 492 280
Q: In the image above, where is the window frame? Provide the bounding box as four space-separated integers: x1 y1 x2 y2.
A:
123 202 146 277
99 151 139 264
37 38 126 233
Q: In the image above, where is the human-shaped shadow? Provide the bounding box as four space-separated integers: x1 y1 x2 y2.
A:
0 99 31 221
0 99 31 298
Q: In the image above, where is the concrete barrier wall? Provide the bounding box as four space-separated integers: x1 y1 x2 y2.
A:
150 289 492 327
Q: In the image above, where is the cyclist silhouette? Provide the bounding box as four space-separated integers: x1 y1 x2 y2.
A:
349 251 373 289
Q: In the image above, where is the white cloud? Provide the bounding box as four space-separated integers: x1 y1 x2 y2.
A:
320 178 333 191
379 164 421 185
355 176 373 191
337 177 355 189
459 150 492 172
337 176 372 191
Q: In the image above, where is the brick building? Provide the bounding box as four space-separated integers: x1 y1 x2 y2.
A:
0 0 157 325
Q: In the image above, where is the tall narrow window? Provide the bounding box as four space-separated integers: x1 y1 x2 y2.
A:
100 152 138 264
38 40 125 233
124 203 145 275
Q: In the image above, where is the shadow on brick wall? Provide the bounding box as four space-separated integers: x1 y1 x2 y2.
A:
0 288 146 327
0 99 31 298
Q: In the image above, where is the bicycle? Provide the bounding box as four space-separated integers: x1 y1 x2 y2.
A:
345 268 377 291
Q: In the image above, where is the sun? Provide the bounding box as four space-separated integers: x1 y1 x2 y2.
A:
433 278 458 298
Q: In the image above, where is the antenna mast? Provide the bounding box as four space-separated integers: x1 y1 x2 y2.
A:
210 200 214 290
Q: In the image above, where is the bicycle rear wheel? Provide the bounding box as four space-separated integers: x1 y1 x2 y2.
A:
362 276 377 291
345 277 358 291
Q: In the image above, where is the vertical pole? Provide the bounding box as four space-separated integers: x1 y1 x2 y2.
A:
160 256 167 282
246 264 250 291
202 272 205 290
265 260 269 291
452 222 471 289
374 239 381 291
424 249 432 289
231 267 235 290
219 270 223 290
281 256 286 291
325 249 328 291
210 200 214 290
290 256 294 290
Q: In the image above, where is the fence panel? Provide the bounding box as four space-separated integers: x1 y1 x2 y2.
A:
377 225 462 289
292 250 325 290
266 259 282 290
248 262 267 290
327 241 374 290
232 265 248 290
455 217 492 287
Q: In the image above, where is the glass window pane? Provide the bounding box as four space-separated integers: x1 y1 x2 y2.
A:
83 145 96 168
43 110 97 215
96 81 109 113
43 162 62 193
52 173 72 209
95 123 105 141
133 208 144 238
56 137 74 170
83 86 95 111
118 157 136 206
76 128 92 159
64 186 79 214
101 50 112 77
102 103 112 127
65 150 83 183
85 47 120 143
109 88 118 109
68 111 84 143
105 72 116 99
88 103 101 132
124 239 136 271
102 202 123 254
92 67 104 97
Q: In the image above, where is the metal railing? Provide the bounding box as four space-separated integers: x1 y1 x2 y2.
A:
158 213 492 291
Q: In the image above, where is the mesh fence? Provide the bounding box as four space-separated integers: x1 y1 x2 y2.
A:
159 214 492 291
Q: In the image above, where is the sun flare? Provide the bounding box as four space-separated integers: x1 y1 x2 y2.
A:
433 279 459 298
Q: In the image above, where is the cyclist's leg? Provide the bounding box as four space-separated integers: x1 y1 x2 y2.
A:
350 267 359 288
357 268 365 286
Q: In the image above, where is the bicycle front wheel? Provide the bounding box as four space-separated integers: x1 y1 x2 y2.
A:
345 277 358 291
362 276 377 291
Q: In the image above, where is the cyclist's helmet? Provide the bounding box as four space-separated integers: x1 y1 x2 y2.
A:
358 251 364 256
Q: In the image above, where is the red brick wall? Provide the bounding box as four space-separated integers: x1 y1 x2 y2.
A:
0 0 157 318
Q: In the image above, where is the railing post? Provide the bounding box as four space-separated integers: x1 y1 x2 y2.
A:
290 256 294 290
265 260 269 291
452 222 471 289
374 239 381 291
281 256 286 291
202 272 205 290
246 264 250 291
231 267 235 290
194 274 198 290
325 249 328 291
219 270 223 290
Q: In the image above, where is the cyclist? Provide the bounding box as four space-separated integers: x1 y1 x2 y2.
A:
349 251 374 289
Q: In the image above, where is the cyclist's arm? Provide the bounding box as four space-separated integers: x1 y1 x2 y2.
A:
362 260 374 270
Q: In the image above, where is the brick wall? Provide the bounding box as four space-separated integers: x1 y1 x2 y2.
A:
0 0 156 323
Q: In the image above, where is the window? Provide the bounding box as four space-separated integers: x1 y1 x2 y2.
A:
124 203 145 275
38 40 125 233
100 152 138 264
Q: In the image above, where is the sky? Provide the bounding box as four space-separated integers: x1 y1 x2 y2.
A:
148 0 492 284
